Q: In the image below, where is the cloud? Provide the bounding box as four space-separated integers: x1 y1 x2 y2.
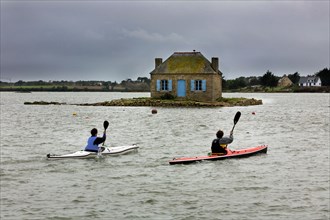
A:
122 28 185 43
0 1 329 81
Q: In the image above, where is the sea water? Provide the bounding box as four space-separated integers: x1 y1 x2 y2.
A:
0 92 329 219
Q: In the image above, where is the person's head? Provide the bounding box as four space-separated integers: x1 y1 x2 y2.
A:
216 130 224 138
91 128 98 136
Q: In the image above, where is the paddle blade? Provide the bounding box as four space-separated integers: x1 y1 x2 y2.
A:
103 120 109 130
234 111 241 124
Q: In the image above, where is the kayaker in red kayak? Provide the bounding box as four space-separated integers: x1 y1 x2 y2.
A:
84 128 106 152
211 130 233 155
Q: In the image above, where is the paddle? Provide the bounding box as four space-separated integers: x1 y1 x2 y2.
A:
97 120 109 157
103 120 109 134
230 111 241 134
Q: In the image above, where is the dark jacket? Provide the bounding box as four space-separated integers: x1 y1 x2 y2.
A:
211 134 233 154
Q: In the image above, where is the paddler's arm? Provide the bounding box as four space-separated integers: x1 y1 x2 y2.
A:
219 132 233 145
93 132 106 145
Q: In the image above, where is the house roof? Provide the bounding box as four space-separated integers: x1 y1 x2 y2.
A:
278 76 293 86
150 52 221 75
298 76 320 84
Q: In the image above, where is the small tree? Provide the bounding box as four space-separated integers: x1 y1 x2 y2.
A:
14 80 25 86
222 76 247 90
316 68 330 86
235 77 247 88
260 70 279 87
288 72 300 85
247 76 261 86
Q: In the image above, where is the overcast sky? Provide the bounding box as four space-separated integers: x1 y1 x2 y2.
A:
1 0 329 82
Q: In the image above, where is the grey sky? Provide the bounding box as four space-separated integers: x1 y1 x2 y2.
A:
1 0 329 82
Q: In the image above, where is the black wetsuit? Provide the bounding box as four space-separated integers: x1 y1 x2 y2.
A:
211 134 233 154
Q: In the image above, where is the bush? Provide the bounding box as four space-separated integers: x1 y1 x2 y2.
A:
160 93 176 100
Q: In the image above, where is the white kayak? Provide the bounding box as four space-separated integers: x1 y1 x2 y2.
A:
47 145 138 159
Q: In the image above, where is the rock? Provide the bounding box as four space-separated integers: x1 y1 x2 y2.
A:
151 109 158 114
24 101 65 105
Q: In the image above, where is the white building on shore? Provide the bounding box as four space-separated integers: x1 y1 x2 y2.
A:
298 76 322 87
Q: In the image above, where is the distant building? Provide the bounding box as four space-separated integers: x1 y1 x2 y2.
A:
278 75 293 87
149 51 223 102
298 76 322 87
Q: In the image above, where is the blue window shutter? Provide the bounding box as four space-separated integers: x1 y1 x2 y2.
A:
156 80 160 91
168 80 172 91
191 80 195 91
202 80 206 91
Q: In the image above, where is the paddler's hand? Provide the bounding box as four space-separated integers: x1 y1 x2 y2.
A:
230 131 233 136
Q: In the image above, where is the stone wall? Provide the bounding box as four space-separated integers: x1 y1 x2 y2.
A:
278 76 293 87
150 73 222 102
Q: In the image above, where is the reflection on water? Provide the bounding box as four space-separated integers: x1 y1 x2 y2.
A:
0 92 329 219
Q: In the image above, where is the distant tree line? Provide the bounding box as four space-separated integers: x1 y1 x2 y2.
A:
222 68 330 90
0 77 151 92
1 68 329 92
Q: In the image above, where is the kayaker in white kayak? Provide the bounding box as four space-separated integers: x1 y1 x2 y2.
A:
211 130 233 155
84 128 106 152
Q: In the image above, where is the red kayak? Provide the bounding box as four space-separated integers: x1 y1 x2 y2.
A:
169 145 268 165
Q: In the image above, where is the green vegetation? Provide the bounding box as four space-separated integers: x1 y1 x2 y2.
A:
160 93 176 100
1 68 329 93
222 68 329 92
25 96 262 107
260 71 279 87
0 78 150 92
217 97 247 104
316 68 330 86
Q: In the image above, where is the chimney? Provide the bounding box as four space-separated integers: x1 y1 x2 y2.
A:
211 57 219 71
155 58 163 68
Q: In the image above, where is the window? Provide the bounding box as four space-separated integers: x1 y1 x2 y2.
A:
195 80 202 91
156 80 172 91
191 80 206 92
161 80 168 91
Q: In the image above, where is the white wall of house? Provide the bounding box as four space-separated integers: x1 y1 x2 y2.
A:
299 77 322 87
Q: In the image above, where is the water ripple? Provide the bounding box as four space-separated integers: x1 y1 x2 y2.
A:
0 92 329 220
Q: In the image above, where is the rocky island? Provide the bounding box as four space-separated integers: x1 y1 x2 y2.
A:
24 97 262 107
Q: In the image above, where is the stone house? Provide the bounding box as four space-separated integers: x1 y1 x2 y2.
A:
278 75 293 87
149 51 223 102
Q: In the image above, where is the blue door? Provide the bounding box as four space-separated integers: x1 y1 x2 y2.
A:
177 80 186 97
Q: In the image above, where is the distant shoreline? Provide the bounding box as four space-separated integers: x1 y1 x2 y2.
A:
1 86 329 93
0 87 149 93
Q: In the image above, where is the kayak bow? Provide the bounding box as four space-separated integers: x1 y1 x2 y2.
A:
169 145 267 165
